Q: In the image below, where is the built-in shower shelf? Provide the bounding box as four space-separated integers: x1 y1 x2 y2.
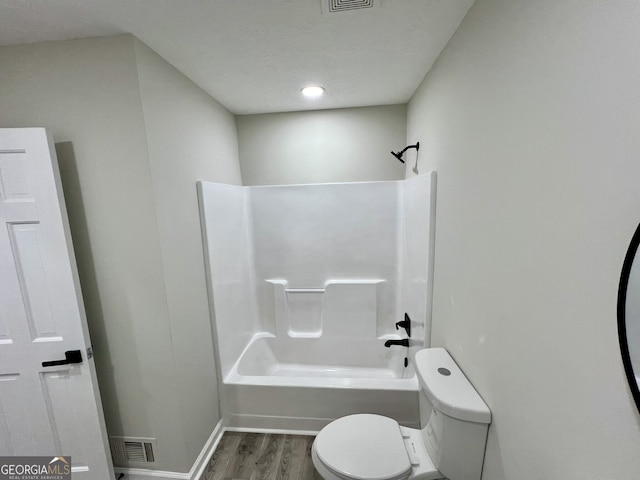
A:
287 329 322 338
285 288 325 293
266 278 387 340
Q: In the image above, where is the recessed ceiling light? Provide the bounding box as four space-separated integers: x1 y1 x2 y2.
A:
301 85 325 97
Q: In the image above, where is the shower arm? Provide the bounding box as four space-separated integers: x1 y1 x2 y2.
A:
391 142 420 164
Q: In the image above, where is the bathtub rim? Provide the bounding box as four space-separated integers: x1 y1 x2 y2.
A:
225 332 420 391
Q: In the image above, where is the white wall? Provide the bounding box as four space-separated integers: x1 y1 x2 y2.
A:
237 105 407 185
0 35 241 474
406 1 640 478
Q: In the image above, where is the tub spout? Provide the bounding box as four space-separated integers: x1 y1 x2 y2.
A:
384 339 409 348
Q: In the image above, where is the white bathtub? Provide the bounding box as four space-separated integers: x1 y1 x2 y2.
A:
222 334 420 431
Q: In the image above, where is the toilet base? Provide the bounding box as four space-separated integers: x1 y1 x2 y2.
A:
402 426 444 480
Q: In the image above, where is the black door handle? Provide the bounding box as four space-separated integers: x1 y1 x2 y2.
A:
42 350 83 367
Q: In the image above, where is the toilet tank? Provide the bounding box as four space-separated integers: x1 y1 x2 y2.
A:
415 348 491 480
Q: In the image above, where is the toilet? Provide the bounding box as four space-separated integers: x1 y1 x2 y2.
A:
312 348 491 480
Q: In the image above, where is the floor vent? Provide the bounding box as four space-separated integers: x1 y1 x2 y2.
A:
109 436 157 467
322 0 376 14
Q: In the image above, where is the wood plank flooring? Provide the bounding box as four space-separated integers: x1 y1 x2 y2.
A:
200 432 323 480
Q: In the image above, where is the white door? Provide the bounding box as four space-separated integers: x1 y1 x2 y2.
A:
0 128 114 479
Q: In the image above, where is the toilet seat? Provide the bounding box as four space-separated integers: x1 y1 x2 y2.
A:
313 414 412 480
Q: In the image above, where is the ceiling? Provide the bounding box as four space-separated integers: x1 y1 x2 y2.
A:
0 0 474 115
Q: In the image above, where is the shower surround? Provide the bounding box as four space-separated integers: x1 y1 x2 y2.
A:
198 173 435 431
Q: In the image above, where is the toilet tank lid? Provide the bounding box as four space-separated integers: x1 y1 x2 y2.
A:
415 348 491 424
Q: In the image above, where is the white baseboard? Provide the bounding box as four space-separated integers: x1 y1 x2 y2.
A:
114 419 224 480
225 413 330 433
113 467 189 480
187 419 225 480
225 426 320 436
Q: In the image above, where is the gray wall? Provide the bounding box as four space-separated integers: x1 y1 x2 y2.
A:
406 0 640 478
237 105 406 185
0 35 241 473
132 38 241 465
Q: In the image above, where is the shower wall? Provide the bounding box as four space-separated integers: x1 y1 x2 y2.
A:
399 174 437 359
199 173 435 381
250 181 401 340
198 182 258 380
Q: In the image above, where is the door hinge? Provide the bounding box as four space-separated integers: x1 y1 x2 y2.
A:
87 346 94 359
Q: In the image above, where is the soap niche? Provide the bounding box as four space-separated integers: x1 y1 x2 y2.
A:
285 288 324 338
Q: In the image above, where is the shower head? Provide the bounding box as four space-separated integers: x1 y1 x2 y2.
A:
391 150 405 163
390 142 420 164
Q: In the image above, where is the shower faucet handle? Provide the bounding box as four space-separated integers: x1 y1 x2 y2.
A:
395 313 411 337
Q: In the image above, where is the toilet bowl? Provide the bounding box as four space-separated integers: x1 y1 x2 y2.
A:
312 414 441 480
312 348 491 480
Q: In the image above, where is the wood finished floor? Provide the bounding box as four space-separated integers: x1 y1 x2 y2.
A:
200 432 323 480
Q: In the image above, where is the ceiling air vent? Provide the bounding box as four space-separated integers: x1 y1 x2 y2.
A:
322 0 376 14
109 436 157 467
